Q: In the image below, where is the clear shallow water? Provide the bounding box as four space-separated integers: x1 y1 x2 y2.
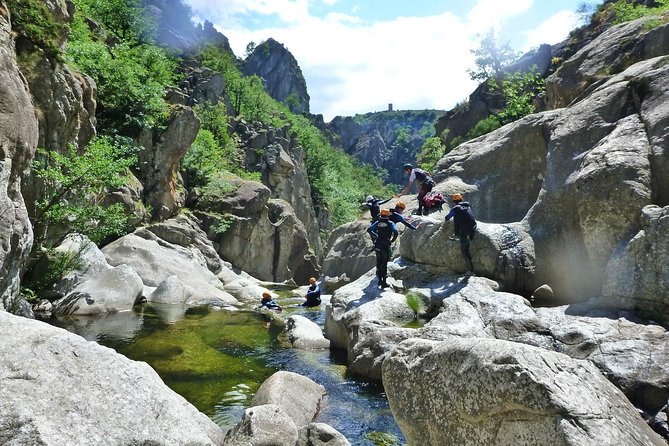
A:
47 298 406 445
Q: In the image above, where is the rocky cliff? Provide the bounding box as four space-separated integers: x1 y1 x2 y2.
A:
0 0 38 315
242 38 310 114
326 109 444 185
322 11 669 443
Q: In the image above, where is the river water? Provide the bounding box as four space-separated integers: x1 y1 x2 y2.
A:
47 295 406 445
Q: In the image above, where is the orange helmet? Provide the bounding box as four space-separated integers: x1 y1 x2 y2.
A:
380 209 390 217
395 201 406 210
309 277 317 284
451 193 463 202
262 291 271 300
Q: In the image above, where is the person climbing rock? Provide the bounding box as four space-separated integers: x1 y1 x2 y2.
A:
302 277 322 307
444 193 477 275
389 201 418 230
260 291 282 311
362 195 392 221
367 208 398 288
397 163 435 216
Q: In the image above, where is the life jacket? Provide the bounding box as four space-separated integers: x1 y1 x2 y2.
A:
452 202 477 236
372 218 395 248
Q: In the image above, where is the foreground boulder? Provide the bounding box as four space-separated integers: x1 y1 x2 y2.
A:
0 311 225 445
383 337 666 446
223 404 298 446
250 371 326 428
285 315 331 349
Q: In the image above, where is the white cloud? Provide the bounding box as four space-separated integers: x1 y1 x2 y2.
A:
189 0 579 121
220 10 481 120
467 0 533 34
522 10 580 50
322 0 338 5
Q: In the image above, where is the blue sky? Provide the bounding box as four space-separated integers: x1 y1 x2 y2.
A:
183 0 600 121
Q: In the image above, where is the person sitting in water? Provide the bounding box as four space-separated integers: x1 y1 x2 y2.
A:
260 291 282 311
302 277 322 307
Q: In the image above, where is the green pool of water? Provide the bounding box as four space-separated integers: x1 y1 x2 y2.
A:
48 300 406 445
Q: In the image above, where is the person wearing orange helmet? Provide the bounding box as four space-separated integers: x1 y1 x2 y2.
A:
302 277 322 307
445 193 477 275
389 201 417 230
260 291 282 311
367 208 398 288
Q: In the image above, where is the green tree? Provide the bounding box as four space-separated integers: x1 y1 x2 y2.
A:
66 6 177 135
416 137 446 173
489 67 544 125
467 28 519 82
30 136 137 249
74 0 156 43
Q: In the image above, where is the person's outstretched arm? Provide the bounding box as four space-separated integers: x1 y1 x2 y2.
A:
397 213 417 230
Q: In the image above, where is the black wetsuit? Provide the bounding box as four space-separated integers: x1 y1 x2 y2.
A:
367 217 399 287
364 197 392 221
303 284 322 307
445 201 477 272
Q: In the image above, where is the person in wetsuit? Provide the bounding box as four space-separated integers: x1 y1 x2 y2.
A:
362 195 392 221
444 193 477 275
260 291 282 311
302 277 322 307
367 208 399 288
397 163 435 216
389 201 418 230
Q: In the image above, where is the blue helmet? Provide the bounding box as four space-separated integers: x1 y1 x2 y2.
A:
403 163 413 170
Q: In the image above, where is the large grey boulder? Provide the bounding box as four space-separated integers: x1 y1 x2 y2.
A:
137 105 200 220
52 264 143 315
102 228 238 306
0 311 225 445
199 197 319 284
383 337 666 446
602 205 669 319
322 220 377 290
545 15 669 109
223 404 298 446
400 219 536 292
250 371 326 428
50 234 112 297
0 4 39 314
433 112 553 224
285 315 331 349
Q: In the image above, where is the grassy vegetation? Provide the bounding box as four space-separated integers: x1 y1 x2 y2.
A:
6 0 66 60
198 45 393 226
609 0 669 24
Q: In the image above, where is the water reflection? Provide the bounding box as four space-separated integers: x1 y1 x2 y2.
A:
47 301 405 445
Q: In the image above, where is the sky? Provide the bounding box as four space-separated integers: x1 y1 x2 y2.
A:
183 0 597 122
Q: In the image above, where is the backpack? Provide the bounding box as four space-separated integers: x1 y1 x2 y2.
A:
423 191 446 211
